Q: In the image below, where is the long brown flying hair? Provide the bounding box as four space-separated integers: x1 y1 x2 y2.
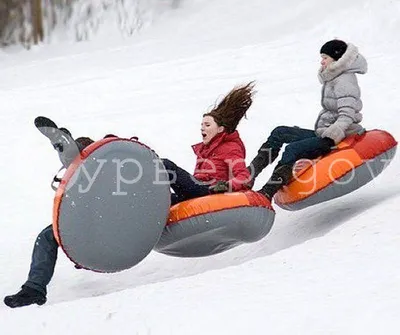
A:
204 81 255 133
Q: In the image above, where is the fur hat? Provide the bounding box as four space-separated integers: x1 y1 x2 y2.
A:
320 40 347 61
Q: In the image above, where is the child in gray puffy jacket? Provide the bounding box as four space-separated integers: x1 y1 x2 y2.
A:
249 39 368 200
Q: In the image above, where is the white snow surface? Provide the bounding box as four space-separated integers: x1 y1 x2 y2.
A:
1 0 400 334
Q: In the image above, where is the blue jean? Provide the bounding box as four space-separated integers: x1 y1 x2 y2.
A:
162 159 210 205
23 225 58 296
268 126 334 166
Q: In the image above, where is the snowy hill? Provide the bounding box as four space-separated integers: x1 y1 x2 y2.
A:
0 0 399 334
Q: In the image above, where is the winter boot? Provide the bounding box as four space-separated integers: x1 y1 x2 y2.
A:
247 142 280 180
35 116 90 168
4 285 46 308
257 164 293 200
34 116 73 151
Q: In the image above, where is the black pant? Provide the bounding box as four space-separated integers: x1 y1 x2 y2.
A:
268 126 334 166
23 225 58 296
162 159 210 205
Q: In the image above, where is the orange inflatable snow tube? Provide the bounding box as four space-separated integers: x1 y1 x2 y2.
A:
274 129 397 210
155 191 275 257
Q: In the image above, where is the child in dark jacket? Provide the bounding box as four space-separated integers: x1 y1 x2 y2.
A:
4 119 94 308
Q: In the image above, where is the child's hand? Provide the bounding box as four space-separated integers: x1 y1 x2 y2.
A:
209 181 229 194
321 124 345 144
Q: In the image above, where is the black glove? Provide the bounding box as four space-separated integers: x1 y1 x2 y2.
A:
209 181 229 194
321 137 335 147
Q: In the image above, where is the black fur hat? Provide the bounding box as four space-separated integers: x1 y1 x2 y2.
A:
320 40 347 61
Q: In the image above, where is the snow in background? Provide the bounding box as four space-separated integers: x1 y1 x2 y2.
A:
0 0 399 334
53 0 180 42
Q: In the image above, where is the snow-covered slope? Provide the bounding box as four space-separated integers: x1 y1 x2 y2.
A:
0 0 399 334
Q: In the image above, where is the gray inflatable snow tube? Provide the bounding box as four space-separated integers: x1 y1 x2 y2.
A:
53 137 171 272
155 192 275 257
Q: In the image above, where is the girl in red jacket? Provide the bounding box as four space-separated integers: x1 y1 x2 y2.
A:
162 82 254 205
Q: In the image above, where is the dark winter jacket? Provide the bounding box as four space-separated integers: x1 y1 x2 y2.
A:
315 43 368 144
192 131 250 191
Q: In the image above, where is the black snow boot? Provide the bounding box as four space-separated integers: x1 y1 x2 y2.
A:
257 164 293 200
247 142 280 180
4 286 47 308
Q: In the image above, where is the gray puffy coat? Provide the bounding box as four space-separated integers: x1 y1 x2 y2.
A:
315 43 368 144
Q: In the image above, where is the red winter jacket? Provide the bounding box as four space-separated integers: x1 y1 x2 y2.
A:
192 131 251 192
